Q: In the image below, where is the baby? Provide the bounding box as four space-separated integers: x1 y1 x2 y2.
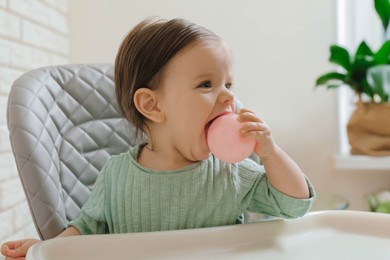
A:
1 17 315 259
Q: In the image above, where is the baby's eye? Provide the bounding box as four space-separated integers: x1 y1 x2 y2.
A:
225 83 233 89
198 81 212 89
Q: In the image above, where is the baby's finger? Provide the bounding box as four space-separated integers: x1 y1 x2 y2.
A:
241 122 269 133
243 130 266 139
1 243 9 255
1 241 19 254
238 112 263 124
2 240 30 258
237 108 255 114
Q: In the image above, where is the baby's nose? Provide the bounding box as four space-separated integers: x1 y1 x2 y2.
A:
218 88 234 105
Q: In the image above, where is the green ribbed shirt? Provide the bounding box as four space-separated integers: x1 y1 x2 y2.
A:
69 145 315 234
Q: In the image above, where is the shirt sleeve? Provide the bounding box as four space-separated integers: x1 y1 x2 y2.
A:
232 159 316 219
68 162 109 234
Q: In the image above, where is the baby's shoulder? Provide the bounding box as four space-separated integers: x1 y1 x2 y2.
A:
109 151 130 161
103 151 132 170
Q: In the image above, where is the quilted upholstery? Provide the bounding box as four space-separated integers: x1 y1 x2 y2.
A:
7 64 137 240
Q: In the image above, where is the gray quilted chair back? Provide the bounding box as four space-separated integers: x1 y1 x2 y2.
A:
7 64 137 240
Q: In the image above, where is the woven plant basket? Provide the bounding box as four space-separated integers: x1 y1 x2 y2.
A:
347 102 390 156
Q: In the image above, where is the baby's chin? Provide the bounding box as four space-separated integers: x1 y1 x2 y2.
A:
187 137 211 161
198 153 211 161
192 147 211 161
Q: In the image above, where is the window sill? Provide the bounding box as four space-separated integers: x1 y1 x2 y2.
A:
333 153 390 170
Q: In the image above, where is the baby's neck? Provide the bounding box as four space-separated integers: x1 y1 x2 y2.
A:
137 144 197 171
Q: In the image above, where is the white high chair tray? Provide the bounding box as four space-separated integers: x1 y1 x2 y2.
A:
27 211 390 260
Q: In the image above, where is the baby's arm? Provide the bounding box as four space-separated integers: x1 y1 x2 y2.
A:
58 226 81 237
1 226 80 259
237 108 310 199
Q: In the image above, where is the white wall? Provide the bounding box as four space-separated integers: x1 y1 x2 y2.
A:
0 0 69 247
67 0 389 211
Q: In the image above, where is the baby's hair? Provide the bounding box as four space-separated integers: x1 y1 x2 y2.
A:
115 17 219 138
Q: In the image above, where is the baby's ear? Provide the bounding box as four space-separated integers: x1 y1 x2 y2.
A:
133 88 165 123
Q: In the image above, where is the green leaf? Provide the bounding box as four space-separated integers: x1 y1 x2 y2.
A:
375 0 390 32
315 72 348 86
329 45 351 71
355 41 374 57
374 40 390 64
376 202 390 213
326 83 344 90
366 65 390 102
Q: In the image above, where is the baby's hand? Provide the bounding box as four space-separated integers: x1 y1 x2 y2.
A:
1 238 40 259
237 108 275 159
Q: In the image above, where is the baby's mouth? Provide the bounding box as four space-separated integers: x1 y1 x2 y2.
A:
205 112 232 141
205 118 216 135
205 116 219 143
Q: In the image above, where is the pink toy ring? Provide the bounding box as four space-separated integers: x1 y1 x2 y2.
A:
207 113 256 163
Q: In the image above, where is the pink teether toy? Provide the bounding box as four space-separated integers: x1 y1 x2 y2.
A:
207 113 256 163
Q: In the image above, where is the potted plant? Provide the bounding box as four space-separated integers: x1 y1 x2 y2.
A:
368 190 390 213
315 0 390 156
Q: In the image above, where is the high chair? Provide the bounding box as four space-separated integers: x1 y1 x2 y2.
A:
7 64 137 240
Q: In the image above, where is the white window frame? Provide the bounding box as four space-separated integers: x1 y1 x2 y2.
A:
334 0 390 170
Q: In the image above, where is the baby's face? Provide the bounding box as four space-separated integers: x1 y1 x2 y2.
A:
155 39 236 162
